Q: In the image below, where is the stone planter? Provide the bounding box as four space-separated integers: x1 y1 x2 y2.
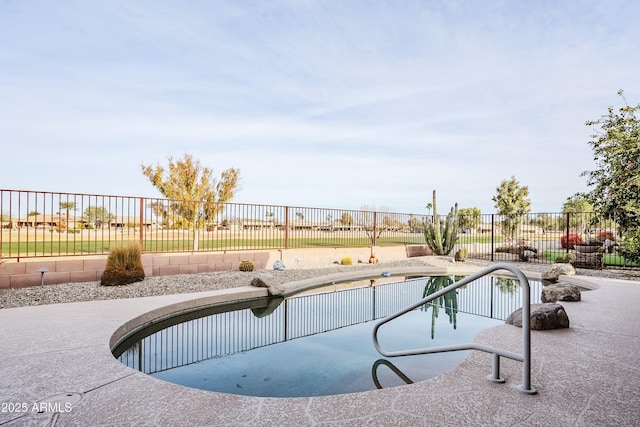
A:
574 244 600 253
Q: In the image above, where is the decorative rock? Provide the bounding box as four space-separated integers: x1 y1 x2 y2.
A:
541 263 576 283
250 277 285 296
541 283 581 303
506 303 570 330
273 260 286 271
574 252 603 269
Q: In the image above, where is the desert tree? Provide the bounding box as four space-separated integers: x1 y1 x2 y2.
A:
458 207 481 232
58 201 77 230
562 195 594 236
141 153 240 251
83 206 113 229
491 176 531 243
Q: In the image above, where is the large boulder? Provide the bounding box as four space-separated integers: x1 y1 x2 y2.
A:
541 263 576 283
541 283 581 303
506 303 570 330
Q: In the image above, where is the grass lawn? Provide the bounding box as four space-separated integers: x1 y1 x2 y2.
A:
543 249 638 267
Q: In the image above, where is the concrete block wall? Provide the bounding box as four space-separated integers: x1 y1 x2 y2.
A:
0 246 412 289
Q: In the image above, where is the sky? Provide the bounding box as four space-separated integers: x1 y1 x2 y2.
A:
1 0 639 215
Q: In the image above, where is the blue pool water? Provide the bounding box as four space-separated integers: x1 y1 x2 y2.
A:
115 275 542 397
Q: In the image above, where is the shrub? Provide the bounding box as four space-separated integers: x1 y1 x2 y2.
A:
595 230 615 242
563 252 577 264
340 256 353 265
100 241 145 286
560 233 583 249
618 229 640 264
239 260 254 271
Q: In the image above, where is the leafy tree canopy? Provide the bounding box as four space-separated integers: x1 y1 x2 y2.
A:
83 206 113 227
458 207 481 230
562 194 594 214
492 176 531 241
582 90 640 230
141 153 240 229
562 194 595 234
492 176 531 217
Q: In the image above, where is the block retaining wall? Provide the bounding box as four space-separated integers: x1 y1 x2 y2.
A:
0 246 419 289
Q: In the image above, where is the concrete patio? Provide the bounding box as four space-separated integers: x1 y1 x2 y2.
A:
1 268 639 426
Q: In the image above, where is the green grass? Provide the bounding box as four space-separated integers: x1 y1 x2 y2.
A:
603 253 638 267
457 235 504 244
1 235 427 257
3 235 638 268
543 250 638 267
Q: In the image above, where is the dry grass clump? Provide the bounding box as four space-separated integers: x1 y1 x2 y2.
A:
100 241 145 286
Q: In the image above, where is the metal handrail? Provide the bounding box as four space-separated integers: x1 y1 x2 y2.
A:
372 263 537 394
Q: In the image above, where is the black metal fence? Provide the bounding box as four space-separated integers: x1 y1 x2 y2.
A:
1 189 636 269
116 275 544 375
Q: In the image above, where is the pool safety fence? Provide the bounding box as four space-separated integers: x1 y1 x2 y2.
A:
1 189 636 269
115 275 542 375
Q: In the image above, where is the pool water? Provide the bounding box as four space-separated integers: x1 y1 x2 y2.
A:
115 275 542 397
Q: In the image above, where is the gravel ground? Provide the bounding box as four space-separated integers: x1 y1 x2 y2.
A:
1 257 638 309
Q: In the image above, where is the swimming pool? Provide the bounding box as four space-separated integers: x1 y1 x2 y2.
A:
114 275 542 397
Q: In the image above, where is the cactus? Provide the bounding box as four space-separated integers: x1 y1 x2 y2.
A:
423 190 459 256
454 247 468 262
239 260 254 271
340 256 353 265
421 276 457 339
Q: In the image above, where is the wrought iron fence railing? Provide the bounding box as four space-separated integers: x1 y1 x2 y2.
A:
0 189 636 269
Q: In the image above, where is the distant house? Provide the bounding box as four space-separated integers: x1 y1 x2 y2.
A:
477 222 500 234
16 214 83 229
520 225 543 234
108 216 156 230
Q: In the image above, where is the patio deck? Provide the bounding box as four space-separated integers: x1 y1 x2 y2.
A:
0 268 638 426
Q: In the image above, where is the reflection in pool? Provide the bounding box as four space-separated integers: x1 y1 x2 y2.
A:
114 275 542 397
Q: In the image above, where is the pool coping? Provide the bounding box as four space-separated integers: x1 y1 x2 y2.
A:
1 266 639 426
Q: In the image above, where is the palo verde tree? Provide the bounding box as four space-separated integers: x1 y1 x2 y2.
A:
491 176 531 243
141 153 240 251
458 207 481 232
581 90 640 232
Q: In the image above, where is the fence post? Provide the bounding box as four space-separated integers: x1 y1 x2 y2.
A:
565 212 570 254
285 206 290 249
490 214 495 262
139 198 144 252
